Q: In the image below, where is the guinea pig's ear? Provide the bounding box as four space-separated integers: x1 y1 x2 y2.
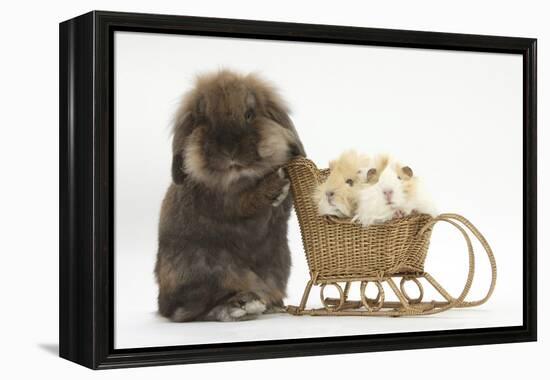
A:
401 166 414 179
171 151 186 185
265 98 306 157
366 168 377 183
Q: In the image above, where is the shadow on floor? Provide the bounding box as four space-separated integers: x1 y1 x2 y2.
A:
38 343 59 356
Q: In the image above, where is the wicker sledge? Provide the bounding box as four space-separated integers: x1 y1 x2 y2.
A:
284 157 497 316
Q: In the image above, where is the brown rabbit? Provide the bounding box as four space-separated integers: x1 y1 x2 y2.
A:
155 70 305 322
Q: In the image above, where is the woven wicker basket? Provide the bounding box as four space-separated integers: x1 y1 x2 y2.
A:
286 157 433 281
284 157 497 316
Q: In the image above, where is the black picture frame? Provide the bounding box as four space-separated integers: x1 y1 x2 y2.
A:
59 10 537 370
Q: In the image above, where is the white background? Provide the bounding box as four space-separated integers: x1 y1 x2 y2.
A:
115 31 522 348
0 0 547 378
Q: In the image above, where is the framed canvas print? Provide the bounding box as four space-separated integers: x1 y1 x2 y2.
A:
59 11 537 369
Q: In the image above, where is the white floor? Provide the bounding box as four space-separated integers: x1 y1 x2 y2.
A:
115 210 523 349
116 303 520 348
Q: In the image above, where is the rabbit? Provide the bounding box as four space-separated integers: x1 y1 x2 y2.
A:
354 155 436 226
155 69 306 322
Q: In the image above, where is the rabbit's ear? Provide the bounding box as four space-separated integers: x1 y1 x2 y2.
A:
265 99 306 157
171 109 194 185
171 151 186 185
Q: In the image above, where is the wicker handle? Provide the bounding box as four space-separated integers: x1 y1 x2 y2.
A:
418 213 497 308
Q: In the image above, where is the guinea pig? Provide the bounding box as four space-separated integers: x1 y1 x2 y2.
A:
401 168 438 217
354 155 437 226
313 171 358 218
328 149 371 187
313 150 368 217
155 69 306 322
353 167 401 226
356 153 389 185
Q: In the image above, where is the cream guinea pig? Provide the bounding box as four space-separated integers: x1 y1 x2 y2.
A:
328 149 371 187
353 155 437 226
314 171 358 217
314 150 370 217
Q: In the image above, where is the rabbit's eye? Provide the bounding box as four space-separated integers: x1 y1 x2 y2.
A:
346 179 354 186
245 109 255 122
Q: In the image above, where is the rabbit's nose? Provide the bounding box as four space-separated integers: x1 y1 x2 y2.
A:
222 146 238 159
289 143 302 157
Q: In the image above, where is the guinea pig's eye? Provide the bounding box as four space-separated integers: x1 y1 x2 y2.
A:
397 176 402 180
346 179 354 186
245 109 255 122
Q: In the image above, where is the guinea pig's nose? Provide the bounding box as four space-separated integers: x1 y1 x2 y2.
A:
326 191 334 198
383 189 393 200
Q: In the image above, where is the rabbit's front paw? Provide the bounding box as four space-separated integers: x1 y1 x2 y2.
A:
271 168 290 207
262 168 290 207
272 183 290 207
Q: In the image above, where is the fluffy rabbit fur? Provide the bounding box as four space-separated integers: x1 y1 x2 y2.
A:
155 70 305 322
354 155 436 226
